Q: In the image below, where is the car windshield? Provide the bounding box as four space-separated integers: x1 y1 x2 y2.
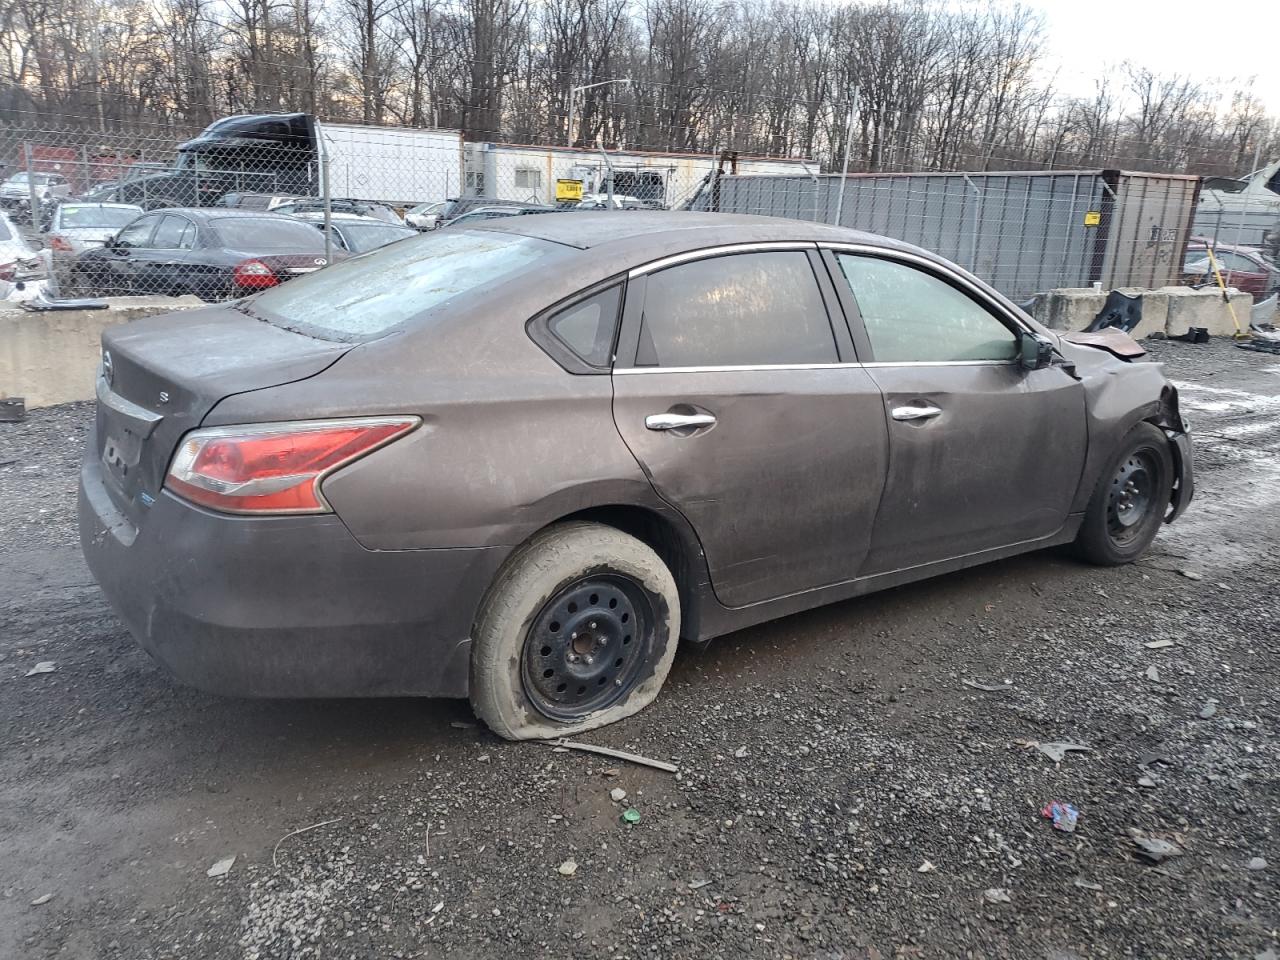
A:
57 205 140 228
8 173 50 184
210 217 327 251
245 229 560 340
337 222 416 253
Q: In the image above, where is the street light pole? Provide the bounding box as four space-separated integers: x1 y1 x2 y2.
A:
567 79 632 148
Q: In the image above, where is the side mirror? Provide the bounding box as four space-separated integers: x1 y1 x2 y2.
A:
1020 332 1055 371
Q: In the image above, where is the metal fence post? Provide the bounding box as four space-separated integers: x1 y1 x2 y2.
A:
1225 141 1262 289
832 94 856 227
320 137 333 263
962 174 982 273
24 142 41 227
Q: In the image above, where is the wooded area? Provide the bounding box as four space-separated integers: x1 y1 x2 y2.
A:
2 0 1276 175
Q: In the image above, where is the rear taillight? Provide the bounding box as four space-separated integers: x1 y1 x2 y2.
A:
0 261 14 282
233 259 279 289
165 417 419 514
49 235 73 252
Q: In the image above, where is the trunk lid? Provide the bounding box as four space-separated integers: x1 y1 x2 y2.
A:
252 252 340 280
94 304 349 526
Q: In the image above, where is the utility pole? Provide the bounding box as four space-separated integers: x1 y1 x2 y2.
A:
832 91 857 227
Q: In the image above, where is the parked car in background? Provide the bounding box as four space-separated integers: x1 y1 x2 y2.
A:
79 212 1193 742
291 212 417 253
43 202 144 285
1183 239 1280 301
272 198 402 224
82 163 170 202
221 192 302 212
404 200 448 230
443 204 556 227
0 172 72 223
574 193 660 210
67 208 341 300
434 196 547 224
0 210 40 287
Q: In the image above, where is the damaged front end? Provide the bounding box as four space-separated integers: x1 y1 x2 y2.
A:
1154 385 1194 523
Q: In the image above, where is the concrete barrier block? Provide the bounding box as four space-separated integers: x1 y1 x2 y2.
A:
1041 288 1107 331
0 296 203 408
1164 287 1248 337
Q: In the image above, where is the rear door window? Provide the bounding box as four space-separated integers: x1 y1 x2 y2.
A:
835 254 1018 363
635 251 836 367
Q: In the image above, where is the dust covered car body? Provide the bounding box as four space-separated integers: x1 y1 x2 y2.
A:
79 212 1193 739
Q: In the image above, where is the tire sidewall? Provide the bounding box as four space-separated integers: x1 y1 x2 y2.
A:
471 523 680 740
1081 422 1174 564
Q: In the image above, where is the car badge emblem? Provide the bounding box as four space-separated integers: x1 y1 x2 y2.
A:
314 258 327 265
101 350 114 385
158 391 170 405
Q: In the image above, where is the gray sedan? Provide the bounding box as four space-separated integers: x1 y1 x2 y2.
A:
79 213 1193 739
44 202 144 286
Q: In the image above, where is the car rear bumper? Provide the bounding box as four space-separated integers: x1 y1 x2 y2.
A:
78 454 505 698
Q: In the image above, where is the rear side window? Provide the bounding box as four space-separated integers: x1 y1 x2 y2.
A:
210 217 326 251
836 254 1018 363
636 251 836 367
548 286 622 367
152 215 196 250
249 229 561 340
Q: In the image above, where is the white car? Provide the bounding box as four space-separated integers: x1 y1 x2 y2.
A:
0 172 72 222
43 202 144 284
404 201 449 230
0 209 41 298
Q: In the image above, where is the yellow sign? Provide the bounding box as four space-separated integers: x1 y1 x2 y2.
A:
1084 211 1102 227
556 179 584 202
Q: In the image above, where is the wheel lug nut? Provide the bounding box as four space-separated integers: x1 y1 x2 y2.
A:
570 632 577 640
589 621 597 629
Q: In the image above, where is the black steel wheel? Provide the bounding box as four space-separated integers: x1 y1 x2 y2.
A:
470 521 680 740
1075 421 1174 565
520 574 654 721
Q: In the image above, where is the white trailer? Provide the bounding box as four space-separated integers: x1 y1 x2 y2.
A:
1192 159 1280 247
465 142 810 208
317 122 463 207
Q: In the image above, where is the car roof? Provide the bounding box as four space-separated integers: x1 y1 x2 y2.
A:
152 208 301 222
58 201 141 209
292 212 393 223
474 210 919 256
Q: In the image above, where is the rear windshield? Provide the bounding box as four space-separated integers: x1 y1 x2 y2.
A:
210 217 326 251
58 205 140 228
245 229 560 340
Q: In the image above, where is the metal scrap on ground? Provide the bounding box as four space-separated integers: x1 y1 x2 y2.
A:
1018 740 1091 763
546 738 678 773
962 678 1013 692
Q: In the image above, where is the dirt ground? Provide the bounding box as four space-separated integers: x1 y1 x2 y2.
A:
1 338 1277 960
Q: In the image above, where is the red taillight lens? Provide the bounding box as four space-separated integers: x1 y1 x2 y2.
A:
165 418 419 514
49 235 73 252
233 259 279 289
0 261 14 282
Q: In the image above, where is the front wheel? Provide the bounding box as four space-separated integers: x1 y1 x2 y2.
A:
470 521 680 741
1074 421 1174 565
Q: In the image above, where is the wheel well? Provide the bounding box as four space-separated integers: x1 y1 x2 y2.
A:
560 504 703 642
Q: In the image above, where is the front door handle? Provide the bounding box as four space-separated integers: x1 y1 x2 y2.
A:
891 403 942 422
646 412 717 431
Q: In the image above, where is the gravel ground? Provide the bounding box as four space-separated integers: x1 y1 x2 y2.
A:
1 339 1277 959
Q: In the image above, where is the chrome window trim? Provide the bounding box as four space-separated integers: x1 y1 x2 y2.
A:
626 241 817 279
614 359 1018 375
818 242 1032 334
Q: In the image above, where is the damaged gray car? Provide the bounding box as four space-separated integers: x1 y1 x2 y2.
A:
79 212 1193 739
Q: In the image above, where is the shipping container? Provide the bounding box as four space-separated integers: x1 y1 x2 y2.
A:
698 169 1202 300
318 122 463 206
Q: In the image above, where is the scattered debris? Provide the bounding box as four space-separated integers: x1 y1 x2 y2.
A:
477 754 490 763
1041 801 1080 833
1137 774 1157 789
30 893 53 906
449 721 475 729
1256 949 1278 960
557 859 578 877
982 887 1011 904
1145 665 1160 682
1073 879 1103 891
733 746 749 759
1130 835 1182 864
24 661 56 677
688 879 713 890
272 817 343 869
962 678 1012 692
1020 740 1091 763
545 738 678 774
1199 702 1218 719
917 860 936 873
206 856 236 878
1179 569 1204 581
1246 856 1267 871
1145 639 1176 649
609 788 627 803
621 808 642 825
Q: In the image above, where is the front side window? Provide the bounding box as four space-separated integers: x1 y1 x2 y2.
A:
636 251 836 367
836 254 1018 363
114 215 159 248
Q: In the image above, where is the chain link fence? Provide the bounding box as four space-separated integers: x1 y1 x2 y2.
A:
0 114 1225 304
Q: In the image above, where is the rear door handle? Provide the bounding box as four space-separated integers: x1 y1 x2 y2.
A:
891 403 943 422
646 412 717 431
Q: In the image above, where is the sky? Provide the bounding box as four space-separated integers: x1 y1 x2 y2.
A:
1032 0 1280 113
